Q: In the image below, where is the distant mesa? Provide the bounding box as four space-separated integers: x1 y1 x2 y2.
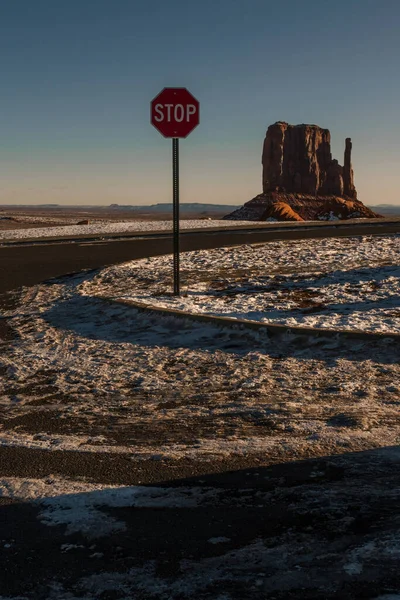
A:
224 122 380 222
108 203 240 213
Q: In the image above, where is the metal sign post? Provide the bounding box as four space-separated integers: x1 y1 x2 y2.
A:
172 138 180 295
150 87 200 297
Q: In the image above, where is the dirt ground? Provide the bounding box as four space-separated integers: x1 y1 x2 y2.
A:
0 205 227 230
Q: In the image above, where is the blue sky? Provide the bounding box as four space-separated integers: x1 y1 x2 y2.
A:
1 0 399 206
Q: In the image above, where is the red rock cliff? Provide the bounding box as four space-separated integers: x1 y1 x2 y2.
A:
224 122 379 222
261 122 356 198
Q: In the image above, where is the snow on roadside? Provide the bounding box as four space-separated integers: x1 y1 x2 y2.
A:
2 465 400 599
0 235 399 461
0 219 253 241
0 476 224 539
85 234 400 333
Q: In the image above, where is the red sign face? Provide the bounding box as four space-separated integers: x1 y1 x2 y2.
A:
150 87 200 138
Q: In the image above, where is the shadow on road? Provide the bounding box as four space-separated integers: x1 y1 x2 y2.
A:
1 445 400 599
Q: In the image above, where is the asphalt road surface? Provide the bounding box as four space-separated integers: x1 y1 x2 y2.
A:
1 445 400 599
1 219 400 293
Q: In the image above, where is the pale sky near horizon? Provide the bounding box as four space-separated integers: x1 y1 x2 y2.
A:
1 0 399 206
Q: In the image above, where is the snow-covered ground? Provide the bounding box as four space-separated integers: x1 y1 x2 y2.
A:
0 235 399 460
4 278 399 459
0 219 252 240
90 234 400 334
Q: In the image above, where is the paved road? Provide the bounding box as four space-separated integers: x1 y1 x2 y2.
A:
1 445 400 600
1 219 400 293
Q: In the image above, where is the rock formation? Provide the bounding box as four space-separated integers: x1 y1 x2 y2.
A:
262 122 332 195
225 122 379 222
343 137 356 198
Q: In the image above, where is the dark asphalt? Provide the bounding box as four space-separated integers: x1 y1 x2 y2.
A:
1 447 400 599
1 220 400 293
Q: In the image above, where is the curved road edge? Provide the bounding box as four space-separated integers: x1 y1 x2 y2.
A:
1 221 399 294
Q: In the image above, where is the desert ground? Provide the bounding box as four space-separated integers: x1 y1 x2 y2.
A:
1 205 400 238
0 211 400 599
0 205 233 232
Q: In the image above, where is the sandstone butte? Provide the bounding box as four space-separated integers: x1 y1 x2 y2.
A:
224 122 380 222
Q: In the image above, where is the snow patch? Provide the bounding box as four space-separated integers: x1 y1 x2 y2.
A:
0 219 255 241
96 235 400 333
0 476 225 538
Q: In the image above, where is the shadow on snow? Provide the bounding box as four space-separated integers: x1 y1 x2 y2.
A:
41 294 400 365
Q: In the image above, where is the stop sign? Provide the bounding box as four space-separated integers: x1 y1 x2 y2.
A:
150 87 200 138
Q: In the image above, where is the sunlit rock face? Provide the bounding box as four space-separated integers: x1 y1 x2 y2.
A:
224 122 379 222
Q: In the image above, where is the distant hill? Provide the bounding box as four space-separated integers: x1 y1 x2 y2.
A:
367 205 400 216
0 203 240 212
108 203 240 213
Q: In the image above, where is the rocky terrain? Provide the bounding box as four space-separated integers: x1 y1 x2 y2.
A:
224 122 380 222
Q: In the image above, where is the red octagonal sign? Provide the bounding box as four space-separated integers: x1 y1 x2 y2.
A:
151 87 200 138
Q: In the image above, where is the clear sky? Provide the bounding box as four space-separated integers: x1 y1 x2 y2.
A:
1 0 399 206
